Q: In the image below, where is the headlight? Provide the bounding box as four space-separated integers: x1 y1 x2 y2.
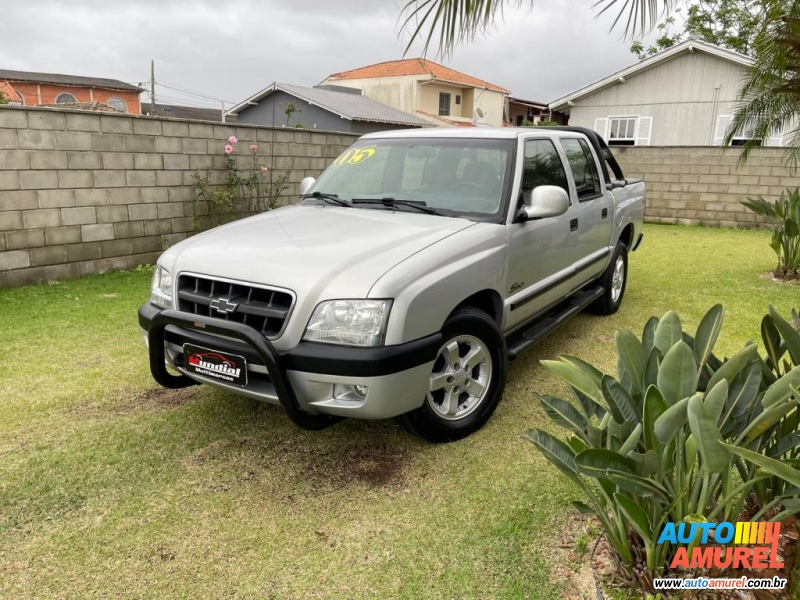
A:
303 300 392 347
150 266 173 309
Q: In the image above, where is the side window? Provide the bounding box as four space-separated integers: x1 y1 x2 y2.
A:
521 139 569 200
561 138 602 201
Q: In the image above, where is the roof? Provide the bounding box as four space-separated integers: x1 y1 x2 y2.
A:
359 126 580 140
509 96 547 109
0 69 143 92
325 59 510 94
36 101 124 112
143 103 234 122
0 81 22 103
548 39 753 111
227 83 431 127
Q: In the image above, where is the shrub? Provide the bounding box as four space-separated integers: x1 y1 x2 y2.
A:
741 187 800 277
527 305 800 591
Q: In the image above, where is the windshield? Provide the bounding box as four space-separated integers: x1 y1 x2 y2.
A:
306 138 514 220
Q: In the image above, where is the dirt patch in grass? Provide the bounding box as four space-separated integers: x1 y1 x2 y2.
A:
68 386 198 419
760 271 800 284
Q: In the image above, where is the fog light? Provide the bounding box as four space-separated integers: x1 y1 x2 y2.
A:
354 385 368 397
333 384 369 401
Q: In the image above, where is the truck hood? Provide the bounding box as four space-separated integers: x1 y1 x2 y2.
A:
165 204 475 300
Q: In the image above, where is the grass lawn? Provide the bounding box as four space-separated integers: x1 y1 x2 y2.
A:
1 223 797 599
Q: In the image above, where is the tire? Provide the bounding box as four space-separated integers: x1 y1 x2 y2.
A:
402 306 507 443
588 242 628 315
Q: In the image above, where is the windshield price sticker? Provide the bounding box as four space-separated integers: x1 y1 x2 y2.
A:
333 145 376 167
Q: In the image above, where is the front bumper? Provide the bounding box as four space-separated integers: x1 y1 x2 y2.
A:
139 302 440 422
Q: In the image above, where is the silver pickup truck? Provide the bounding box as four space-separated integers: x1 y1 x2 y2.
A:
138 127 645 442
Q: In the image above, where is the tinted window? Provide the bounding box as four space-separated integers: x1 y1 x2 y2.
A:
561 138 602 201
521 139 568 200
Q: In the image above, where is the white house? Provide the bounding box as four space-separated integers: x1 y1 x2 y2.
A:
549 39 786 147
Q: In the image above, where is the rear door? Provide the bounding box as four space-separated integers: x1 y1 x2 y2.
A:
559 137 613 282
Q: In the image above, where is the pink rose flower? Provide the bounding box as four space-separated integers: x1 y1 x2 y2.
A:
250 144 258 151
228 136 238 144
260 166 269 172
224 144 234 155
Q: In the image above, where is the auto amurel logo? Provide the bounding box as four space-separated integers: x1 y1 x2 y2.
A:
210 297 238 315
658 520 784 570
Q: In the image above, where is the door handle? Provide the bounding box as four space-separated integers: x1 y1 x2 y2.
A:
601 208 608 219
570 218 578 231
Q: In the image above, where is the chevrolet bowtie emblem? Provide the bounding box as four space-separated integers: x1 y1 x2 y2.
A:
210 297 238 314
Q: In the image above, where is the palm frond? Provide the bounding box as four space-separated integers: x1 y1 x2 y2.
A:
726 0 800 171
400 0 676 57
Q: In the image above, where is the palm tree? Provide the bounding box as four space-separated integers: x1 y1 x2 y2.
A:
724 0 800 169
400 0 678 56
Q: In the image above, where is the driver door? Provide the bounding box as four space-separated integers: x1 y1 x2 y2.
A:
505 137 578 331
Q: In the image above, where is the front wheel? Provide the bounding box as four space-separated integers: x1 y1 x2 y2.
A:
588 242 628 315
402 306 507 443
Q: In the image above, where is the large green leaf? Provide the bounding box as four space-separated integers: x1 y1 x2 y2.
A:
615 330 646 396
643 347 661 390
642 316 659 353
538 395 589 441
763 365 800 408
657 341 699 406
560 354 605 386
541 359 601 402
722 362 762 429
768 431 800 458
526 429 580 483
769 305 800 366
721 442 800 489
654 311 682 355
704 380 729 424
619 423 643 455
643 385 667 452
762 314 786 373
628 450 661 477
687 394 728 474
614 493 654 545
575 449 636 478
654 396 690 444
694 304 724 367
608 471 668 500
601 375 640 425
685 434 698 472
741 400 799 445
707 344 760 392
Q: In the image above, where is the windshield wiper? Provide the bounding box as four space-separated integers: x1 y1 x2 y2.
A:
301 191 351 207
351 197 443 216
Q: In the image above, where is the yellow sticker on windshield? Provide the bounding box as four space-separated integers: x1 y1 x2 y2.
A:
333 145 376 167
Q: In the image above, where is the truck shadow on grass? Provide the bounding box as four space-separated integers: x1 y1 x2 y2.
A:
182 390 421 493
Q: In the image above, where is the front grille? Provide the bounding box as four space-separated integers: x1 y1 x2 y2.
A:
177 275 294 338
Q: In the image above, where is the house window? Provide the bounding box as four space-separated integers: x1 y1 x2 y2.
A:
107 97 127 112
516 115 524 126
55 93 78 104
438 92 451 116
607 117 637 146
455 95 462 105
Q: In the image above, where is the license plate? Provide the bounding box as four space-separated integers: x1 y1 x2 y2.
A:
183 343 248 387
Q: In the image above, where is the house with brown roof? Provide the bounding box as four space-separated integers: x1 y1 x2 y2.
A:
320 59 510 128
0 69 143 114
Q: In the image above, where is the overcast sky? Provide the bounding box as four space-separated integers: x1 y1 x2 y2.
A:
0 0 666 109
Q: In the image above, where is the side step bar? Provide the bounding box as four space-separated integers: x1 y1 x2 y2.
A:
506 286 605 360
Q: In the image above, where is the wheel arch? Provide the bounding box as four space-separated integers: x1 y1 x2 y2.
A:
618 223 635 250
450 289 504 328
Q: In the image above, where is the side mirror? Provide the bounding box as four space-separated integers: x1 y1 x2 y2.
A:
519 185 569 221
299 177 316 196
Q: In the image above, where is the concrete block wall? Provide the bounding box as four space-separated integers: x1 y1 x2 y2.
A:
614 146 799 227
0 106 358 288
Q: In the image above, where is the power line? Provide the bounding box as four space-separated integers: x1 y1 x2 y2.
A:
156 80 237 105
